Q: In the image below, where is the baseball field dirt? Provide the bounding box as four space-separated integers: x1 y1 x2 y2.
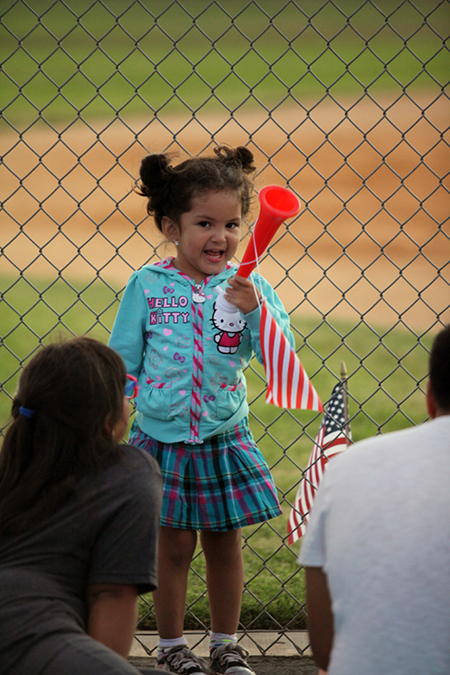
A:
1 92 449 331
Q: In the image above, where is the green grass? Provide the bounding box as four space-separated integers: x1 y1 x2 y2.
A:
0 272 433 629
1 0 448 127
0 275 118 421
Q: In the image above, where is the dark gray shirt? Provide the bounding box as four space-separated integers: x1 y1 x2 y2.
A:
0 445 162 674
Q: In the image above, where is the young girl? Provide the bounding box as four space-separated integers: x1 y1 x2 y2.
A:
0 337 162 675
109 145 295 675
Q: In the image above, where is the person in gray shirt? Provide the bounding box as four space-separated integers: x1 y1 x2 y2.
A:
0 337 162 675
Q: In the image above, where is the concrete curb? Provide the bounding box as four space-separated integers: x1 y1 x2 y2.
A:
131 630 312 658
129 655 319 675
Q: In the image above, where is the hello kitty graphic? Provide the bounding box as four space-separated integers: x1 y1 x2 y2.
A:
212 288 247 354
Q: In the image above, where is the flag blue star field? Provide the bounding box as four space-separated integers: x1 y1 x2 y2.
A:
288 381 351 545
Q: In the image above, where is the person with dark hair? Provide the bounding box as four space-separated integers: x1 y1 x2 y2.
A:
299 324 450 675
0 337 162 675
109 146 295 674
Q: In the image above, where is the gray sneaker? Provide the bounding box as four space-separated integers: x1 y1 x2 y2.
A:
209 643 256 675
157 644 212 674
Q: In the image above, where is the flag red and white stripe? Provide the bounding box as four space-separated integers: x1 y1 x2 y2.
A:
260 301 322 411
287 382 351 545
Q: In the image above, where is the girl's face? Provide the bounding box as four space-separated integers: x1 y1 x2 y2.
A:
162 189 242 283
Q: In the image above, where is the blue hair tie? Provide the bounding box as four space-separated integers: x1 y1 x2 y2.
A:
19 406 35 418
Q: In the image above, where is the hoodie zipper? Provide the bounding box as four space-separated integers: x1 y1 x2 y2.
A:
192 283 205 303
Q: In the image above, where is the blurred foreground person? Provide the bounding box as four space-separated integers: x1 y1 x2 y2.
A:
0 337 162 675
299 325 450 675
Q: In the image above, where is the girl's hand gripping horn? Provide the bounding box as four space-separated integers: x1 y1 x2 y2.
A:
236 185 301 278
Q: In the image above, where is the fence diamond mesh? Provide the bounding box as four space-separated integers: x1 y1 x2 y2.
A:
1 0 449 658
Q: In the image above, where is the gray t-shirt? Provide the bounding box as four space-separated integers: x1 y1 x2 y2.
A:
0 444 162 674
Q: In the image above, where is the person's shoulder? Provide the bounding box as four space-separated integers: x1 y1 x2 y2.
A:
337 425 411 459
123 261 176 292
97 445 161 494
432 413 450 427
329 419 438 474
121 444 161 476
131 262 164 280
357 418 440 449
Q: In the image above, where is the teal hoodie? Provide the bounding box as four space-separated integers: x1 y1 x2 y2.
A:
109 257 294 444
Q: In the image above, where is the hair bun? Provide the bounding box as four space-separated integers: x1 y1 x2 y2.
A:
213 145 256 175
139 154 174 196
234 146 256 175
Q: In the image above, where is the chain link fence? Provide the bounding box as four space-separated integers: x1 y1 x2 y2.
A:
1 0 449 658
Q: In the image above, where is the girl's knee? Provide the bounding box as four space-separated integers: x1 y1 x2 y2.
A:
200 528 242 560
159 527 197 568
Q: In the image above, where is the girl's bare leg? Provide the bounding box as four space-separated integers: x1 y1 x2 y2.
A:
153 526 197 638
200 528 244 633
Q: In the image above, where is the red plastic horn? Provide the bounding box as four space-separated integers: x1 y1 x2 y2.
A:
236 185 301 278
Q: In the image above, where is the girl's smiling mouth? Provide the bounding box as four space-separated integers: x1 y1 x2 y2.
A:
205 249 224 260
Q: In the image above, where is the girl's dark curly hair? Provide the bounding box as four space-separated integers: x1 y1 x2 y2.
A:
136 145 256 231
0 337 127 535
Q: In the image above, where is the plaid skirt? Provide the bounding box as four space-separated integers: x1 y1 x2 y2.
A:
128 418 282 531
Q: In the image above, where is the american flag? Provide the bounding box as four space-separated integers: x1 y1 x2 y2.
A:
287 381 351 545
260 301 322 411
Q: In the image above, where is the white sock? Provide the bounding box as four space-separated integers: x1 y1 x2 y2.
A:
209 632 237 651
157 636 188 659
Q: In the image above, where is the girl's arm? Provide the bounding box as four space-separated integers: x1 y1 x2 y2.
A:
87 583 139 658
108 272 147 376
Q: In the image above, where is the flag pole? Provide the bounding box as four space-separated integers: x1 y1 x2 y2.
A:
340 360 350 446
